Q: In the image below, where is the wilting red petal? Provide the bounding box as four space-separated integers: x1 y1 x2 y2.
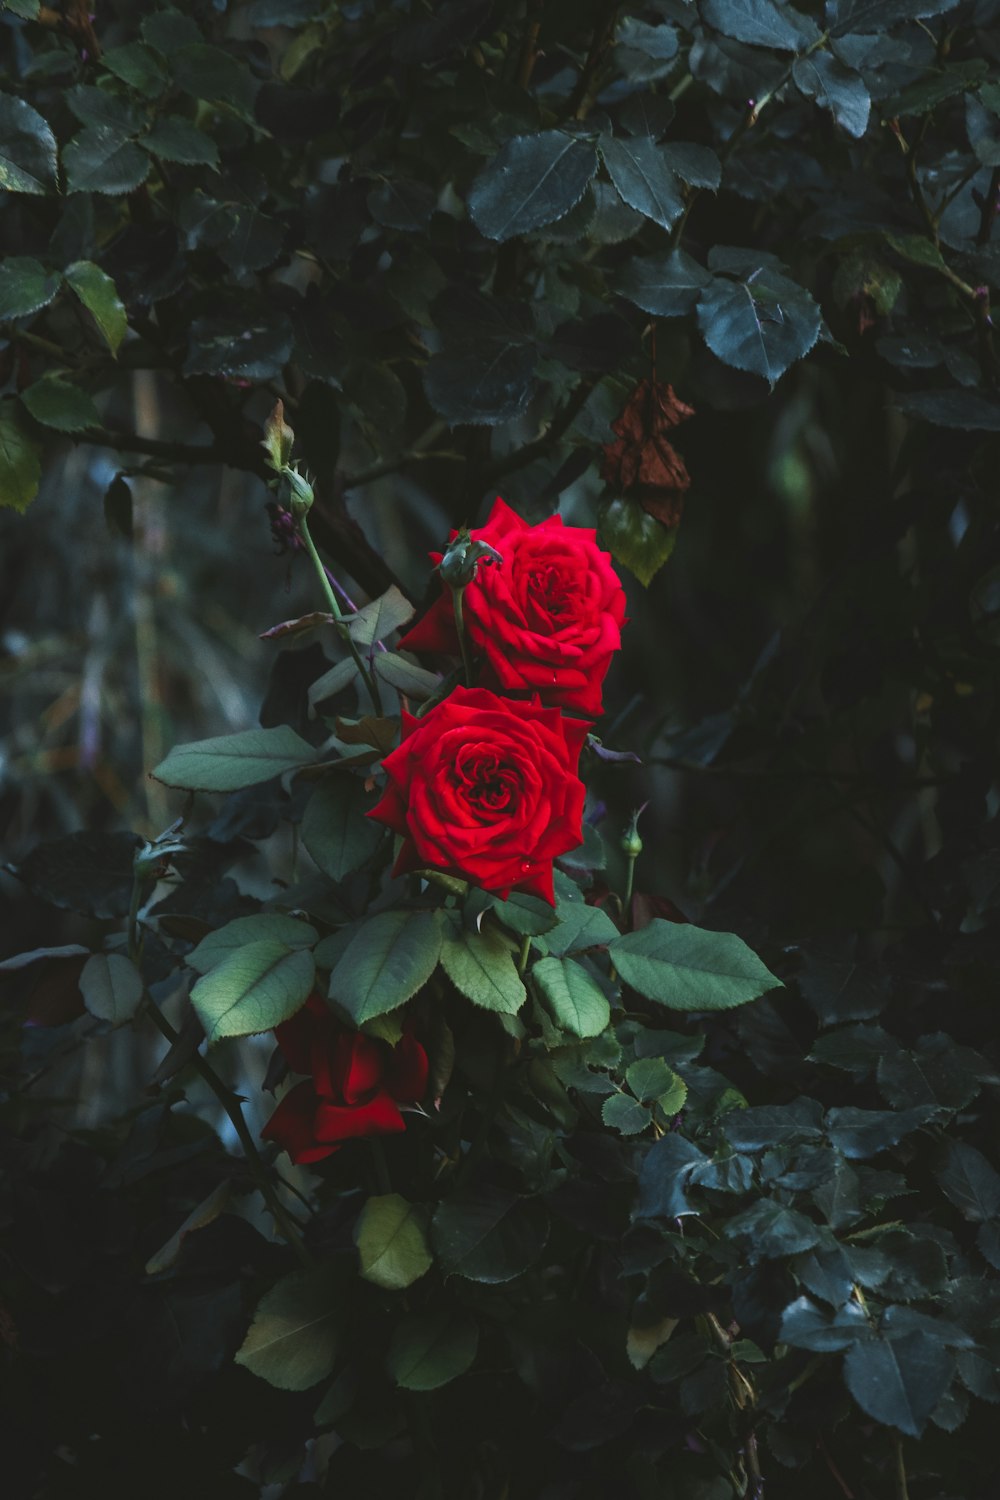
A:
261 1081 340 1165
386 1033 429 1103
313 1091 406 1142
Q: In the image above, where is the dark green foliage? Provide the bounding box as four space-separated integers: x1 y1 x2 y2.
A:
3 2 1000 1498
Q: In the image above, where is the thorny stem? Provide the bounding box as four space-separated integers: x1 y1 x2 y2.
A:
127 869 313 1266
298 511 384 715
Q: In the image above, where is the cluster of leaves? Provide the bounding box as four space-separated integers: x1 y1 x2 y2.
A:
3 0 1000 581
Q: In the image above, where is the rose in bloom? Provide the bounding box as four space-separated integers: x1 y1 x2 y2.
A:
399 497 626 718
261 995 428 1165
368 685 587 905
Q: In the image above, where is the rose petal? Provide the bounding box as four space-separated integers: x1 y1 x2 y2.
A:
313 1091 406 1142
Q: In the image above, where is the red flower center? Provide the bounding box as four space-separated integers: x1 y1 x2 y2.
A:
455 744 521 813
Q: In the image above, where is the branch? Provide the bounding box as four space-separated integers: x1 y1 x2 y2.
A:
482 375 597 485
567 2 619 120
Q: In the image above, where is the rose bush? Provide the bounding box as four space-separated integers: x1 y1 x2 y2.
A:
262 996 428 1165
400 498 626 718
367 684 587 904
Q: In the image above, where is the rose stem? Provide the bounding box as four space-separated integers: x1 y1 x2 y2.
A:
452 584 475 688
128 870 313 1267
297 511 384 714
369 1137 393 1195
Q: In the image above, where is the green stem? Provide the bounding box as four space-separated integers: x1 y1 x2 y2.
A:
128 864 312 1265
298 511 384 714
516 934 532 976
146 999 314 1267
623 852 637 920
370 1137 393 1195
452 585 475 688
893 1436 910 1500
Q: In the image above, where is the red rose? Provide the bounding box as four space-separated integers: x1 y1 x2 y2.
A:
367 685 587 905
261 995 428 1165
399 498 626 718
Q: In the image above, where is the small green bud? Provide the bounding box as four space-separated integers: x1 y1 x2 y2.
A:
438 530 503 588
621 804 647 859
281 466 315 518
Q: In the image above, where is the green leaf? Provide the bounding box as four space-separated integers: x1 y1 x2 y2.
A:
488 890 559 936
346 586 415 647
145 1180 233 1275
0 401 42 513
935 1142 1000 1222
235 1267 342 1391
189 941 316 1043
825 1105 934 1159
663 142 722 190
599 135 684 232
152 725 317 791
66 85 145 134
844 1332 955 1438
877 1042 980 1112
432 1186 548 1283
0 257 60 321
387 1310 479 1391
610 919 781 1011
102 42 171 94
308 656 360 712
627 1057 680 1104
543 900 619 957
355 1194 433 1290
63 126 151 196
142 118 220 168
792 52 871 138
330 910 441 1024
468 131 598 242
723 1097 825 1150
21 375 100 433
64 261 128 356
173 43 258 116
301 774 384 883
697 257 821 385
832 0 960 36
882 58 986 117
699 0 818 51
440 919 526 1014
617 249 704 319
532 956 610 1039
79 952 143 1026
368 178 437 232
373 651 442 700
602 1093 650 1135
725 1198 823 1258
779 1296 870 1353
598 497 677 587
187 913 318 975
12 830 139 917
0 93 58 195
894 389 1000 432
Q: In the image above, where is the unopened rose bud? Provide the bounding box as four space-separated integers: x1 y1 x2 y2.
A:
621 803 648 859
281 466 314 518
438 531 503 588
